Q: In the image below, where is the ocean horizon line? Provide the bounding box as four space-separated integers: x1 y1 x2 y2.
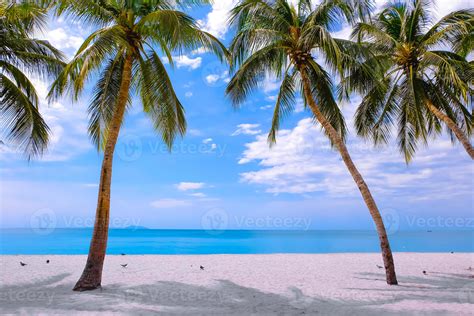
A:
1 227 473 232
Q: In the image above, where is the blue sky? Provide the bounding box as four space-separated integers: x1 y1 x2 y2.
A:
0 0 472 231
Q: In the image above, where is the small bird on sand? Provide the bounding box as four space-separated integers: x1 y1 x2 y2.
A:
200 265 205 270
20 262 27 266
376 265 383 269
46 260 50 264
121 264 128 268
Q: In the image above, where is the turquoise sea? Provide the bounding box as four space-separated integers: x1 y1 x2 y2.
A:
0 229 473 254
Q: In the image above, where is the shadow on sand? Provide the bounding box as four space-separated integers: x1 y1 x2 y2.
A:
0 271 472 315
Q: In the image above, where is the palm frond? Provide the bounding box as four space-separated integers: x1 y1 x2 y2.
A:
268 66 297 144
0 74 49 159
88 53 126 151
137 49 186 148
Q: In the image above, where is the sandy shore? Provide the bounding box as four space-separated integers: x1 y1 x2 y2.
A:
0 253 473 315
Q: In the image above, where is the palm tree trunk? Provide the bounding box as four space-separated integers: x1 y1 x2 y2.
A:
299 66 398 285
73 53 134 291
426 101 474 159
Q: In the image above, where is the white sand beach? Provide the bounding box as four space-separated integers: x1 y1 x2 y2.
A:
0 253 473 315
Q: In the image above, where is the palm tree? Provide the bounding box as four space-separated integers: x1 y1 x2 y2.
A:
226 0 398 285
348 0 473 161
48 0 228 291
0 0 64 159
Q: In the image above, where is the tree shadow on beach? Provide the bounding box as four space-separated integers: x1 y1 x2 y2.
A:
352 271 473 306
0 272 471 315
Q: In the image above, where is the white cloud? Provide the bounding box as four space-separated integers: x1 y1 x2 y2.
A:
174 56 202 70
261 75 280 94
176 182 205 191
185 91 193 98
373 0 470 19
206 74 220 84
260 105 273 110
294 98 305 113
331 25 352 40
205 70 229 85
42 27 83 57
199 0 239 38
202 138 213 144
232 124 262 136
191 47 210 55
237 115 472 198
150 198 191 209
190 192 207 198
432 0 471 18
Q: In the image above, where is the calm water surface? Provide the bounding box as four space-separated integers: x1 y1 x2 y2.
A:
0 229 472 254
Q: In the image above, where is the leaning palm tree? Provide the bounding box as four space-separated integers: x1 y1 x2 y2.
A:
0 0 64 159
48 0 227 291
227 0 398 285
348 0 473 161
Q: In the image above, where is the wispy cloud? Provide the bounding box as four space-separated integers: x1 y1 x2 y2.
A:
238 116 472 199
176 182 206 191
232 124 262 136
174 56 202 70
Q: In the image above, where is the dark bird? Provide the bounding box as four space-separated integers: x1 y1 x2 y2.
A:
46 260 50 264
121 264 128 268
423 270 427 275
20 262 27 266
200 265 205 270
376 265 383 269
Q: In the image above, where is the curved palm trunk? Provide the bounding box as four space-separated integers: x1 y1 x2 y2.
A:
73 54 133 291
299 67 398 285
426 101 474 160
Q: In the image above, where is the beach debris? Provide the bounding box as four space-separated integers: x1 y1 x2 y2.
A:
121 253 126 256
20 262 27 266
467 267 472 271
46 260 50 264
423 270 427 275
376 265 383 269
121 264 128 268
200 265 205 270
450 251 454 254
